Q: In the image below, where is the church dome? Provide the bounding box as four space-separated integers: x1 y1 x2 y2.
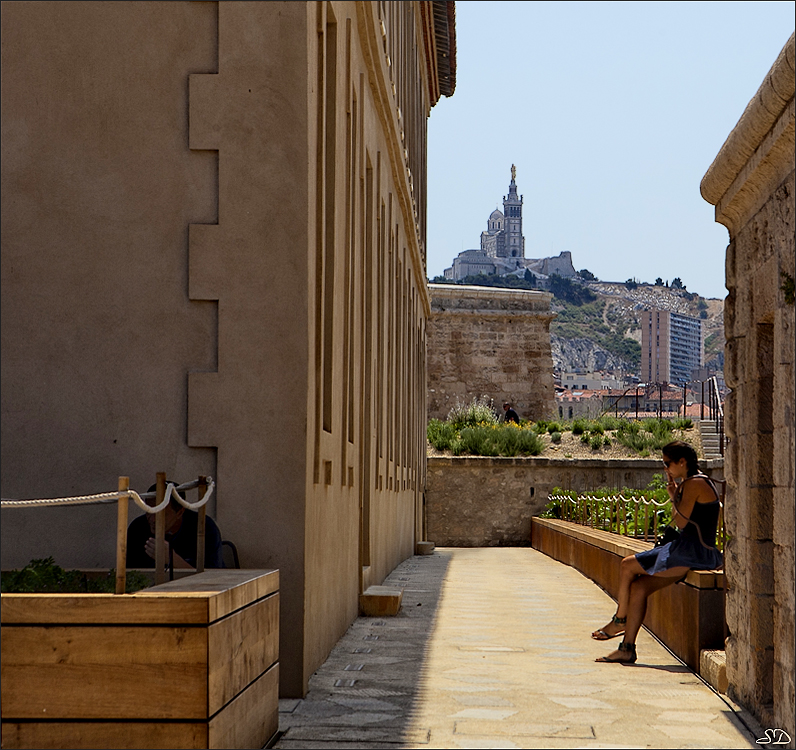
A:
489 209 504 220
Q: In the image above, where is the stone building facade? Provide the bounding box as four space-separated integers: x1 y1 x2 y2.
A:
427 284 556 421
641 309 703 386
700 32 794 736
1 0 455 698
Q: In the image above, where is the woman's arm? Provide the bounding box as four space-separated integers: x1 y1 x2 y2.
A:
671 477 712 529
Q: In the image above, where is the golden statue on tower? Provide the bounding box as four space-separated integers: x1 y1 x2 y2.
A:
511 164 516 181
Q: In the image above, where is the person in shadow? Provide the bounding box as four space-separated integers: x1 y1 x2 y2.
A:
126 480 224 570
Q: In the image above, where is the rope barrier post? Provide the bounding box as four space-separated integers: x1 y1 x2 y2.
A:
115 477 129 595
196 476 207 574
155 473 167 586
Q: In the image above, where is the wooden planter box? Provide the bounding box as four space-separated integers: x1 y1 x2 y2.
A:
1 569 279 749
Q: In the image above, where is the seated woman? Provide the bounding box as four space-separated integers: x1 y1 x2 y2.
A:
592 440 722 663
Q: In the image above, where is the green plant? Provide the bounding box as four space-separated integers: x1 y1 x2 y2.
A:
580 432 590 444
546 422 564 434
446 396 498 430
1 557 152 594
597 415 621 431
456 425 544 457
590 434 603 450
781 271 795 305
603 436 612 447
572 419 588 436
427 419 459 451
590 423 604 436
551 431 562 443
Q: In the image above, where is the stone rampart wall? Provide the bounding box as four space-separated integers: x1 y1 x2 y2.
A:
427 284 556 421
425 456 724 547
701 32 794 736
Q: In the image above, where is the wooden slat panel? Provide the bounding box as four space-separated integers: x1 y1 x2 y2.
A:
0 721 207 750
208 662 279 750
1 626 207 720
2 570 280 626
533 519 722 589
138 569 279 622
0 594 210 625
208 594 279 713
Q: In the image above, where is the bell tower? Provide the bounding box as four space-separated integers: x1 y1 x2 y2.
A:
502 164 524 258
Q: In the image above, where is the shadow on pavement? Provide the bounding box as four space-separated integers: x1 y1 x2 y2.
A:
274 552 452 748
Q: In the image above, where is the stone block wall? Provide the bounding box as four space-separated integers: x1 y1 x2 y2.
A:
427 284 556 421
425 456 724 547
701 32 794 738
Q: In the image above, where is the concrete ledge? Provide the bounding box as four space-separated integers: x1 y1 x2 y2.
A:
415 541 435 555
700 649 728 694
359 586 402 617
531 517 725 670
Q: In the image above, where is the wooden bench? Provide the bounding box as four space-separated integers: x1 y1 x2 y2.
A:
531 517 724 670
1 569 279 749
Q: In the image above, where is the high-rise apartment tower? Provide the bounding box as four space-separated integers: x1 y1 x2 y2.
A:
641 309 702 386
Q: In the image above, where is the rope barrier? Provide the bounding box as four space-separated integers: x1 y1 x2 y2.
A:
1 478 215 513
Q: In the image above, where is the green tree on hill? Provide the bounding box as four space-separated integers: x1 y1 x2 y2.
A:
548 274 597 305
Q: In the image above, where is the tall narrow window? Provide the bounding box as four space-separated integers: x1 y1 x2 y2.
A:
322 11 337 434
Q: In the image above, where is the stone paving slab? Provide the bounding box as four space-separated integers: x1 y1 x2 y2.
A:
273 548 760 749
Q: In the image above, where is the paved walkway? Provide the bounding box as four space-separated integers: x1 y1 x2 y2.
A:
274 548 761 749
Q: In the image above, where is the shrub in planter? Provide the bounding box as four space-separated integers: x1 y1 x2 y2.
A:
427 419 458 451
446 396 498 430
572 419 588 435
1 557 152 594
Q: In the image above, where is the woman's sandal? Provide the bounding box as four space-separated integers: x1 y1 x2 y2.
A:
595 641 637 664
591 614 626 640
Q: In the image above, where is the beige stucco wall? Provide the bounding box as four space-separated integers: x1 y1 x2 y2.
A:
1 0 220 561
2 0 448 698
701 32 795 737
426 456 725 547
427 284 556 421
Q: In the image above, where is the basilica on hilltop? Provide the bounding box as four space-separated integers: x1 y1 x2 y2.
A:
443 165 576 281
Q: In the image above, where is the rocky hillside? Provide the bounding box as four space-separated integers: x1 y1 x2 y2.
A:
551 281 725 376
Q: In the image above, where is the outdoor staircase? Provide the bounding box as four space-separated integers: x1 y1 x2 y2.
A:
699 419 724 459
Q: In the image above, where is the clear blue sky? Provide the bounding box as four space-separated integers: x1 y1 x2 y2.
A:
426 1 794 299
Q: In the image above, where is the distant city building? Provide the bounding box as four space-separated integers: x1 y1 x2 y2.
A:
443 166 577 282
641 309 702 386
560 371 624 391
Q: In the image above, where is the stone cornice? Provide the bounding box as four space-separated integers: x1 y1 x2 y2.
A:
428 283 555 315
701 33 795 236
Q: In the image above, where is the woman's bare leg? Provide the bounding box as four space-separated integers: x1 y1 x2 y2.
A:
597 566 689 661
592 555 647 639
624 568 688 643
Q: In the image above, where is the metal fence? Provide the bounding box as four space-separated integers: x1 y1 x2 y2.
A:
545 489 725 552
